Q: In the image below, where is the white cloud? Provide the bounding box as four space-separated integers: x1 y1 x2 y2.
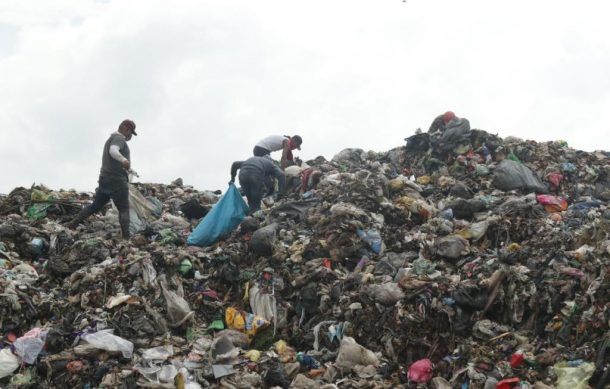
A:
1 0 609 193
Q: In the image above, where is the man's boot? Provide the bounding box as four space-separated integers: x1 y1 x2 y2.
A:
66 208 92 229
118 209 131 240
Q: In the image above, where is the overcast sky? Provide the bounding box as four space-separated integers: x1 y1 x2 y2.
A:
1 0 609 194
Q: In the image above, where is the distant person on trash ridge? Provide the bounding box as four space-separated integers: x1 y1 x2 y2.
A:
433 112 472 154
428 111 459 133
67 119 138 239
253 134 302 169
230 156 286 214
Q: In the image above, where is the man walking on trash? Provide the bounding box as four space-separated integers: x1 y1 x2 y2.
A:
230 156 286 214
67 119 137 239
253 134 302 169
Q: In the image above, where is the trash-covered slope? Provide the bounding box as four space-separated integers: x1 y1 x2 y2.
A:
0 128 609 388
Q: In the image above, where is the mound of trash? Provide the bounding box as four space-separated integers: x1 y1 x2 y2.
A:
1 127 609 388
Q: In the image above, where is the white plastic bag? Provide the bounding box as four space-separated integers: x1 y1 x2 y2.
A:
141 345 174 360
159 275 194 327
109 185 160 234
141 257 157 287
81 329 134 358
336 337 379 368
366 283 405 305
13 328 47 364
0 348 20 378
249 284 277 322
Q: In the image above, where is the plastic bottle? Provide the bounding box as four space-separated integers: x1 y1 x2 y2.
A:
357 229 383 254
30 238 44 256
354 255 368 273
302 190 315 199
510 351 525 368
297 352 320 369
439 208 454 220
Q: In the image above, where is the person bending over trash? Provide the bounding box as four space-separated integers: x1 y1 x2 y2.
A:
253 134 302 169
300 168 322 193
67 119 138 239
428 111 459 133
230 156 286 214
426 111 472 154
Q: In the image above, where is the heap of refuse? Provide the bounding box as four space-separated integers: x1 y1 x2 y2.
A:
1 127 609 388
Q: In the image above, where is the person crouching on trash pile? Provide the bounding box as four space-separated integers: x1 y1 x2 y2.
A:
230 156 286 215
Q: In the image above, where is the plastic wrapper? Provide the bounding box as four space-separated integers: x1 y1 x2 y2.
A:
336 337 379 368
365 283 405 305
81 329 134 358
0 348 20 378
537 194 568 212
435 235 470 259
225 307 269 339
13 327 47 364
159 275 194 327
553 361 595 389
357 229 383 254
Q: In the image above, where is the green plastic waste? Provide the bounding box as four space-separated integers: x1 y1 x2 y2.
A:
412 258 436 276
83 238 103 249
476 164 490 176
507 152 521 163
239 270 256 281
159 229 180 245
185 326 194 342
27 203 51 221
10 369 33 385
179 258 193 275
30 189 52 202
27 189 55 221
208 319 225 331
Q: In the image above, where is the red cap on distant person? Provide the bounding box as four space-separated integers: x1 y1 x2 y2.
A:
442 111 456 124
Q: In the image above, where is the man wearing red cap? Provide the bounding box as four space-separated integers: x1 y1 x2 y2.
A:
67 119 137 239
428 111 457 133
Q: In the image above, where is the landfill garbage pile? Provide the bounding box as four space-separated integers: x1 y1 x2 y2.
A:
1 128 610 388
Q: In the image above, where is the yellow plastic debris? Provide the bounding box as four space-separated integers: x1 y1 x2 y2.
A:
244 349 262 362
225 307 269 339
416 176 431 185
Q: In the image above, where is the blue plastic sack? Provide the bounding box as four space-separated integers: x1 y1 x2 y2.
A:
187 184 249 247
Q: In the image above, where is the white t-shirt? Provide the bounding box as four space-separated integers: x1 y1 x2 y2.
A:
255 135 288 152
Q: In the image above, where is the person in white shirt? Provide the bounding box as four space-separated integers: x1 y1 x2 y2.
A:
253 134 302 169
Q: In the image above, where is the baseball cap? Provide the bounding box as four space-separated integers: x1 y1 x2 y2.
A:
292 135 302 150
120 119 137 136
